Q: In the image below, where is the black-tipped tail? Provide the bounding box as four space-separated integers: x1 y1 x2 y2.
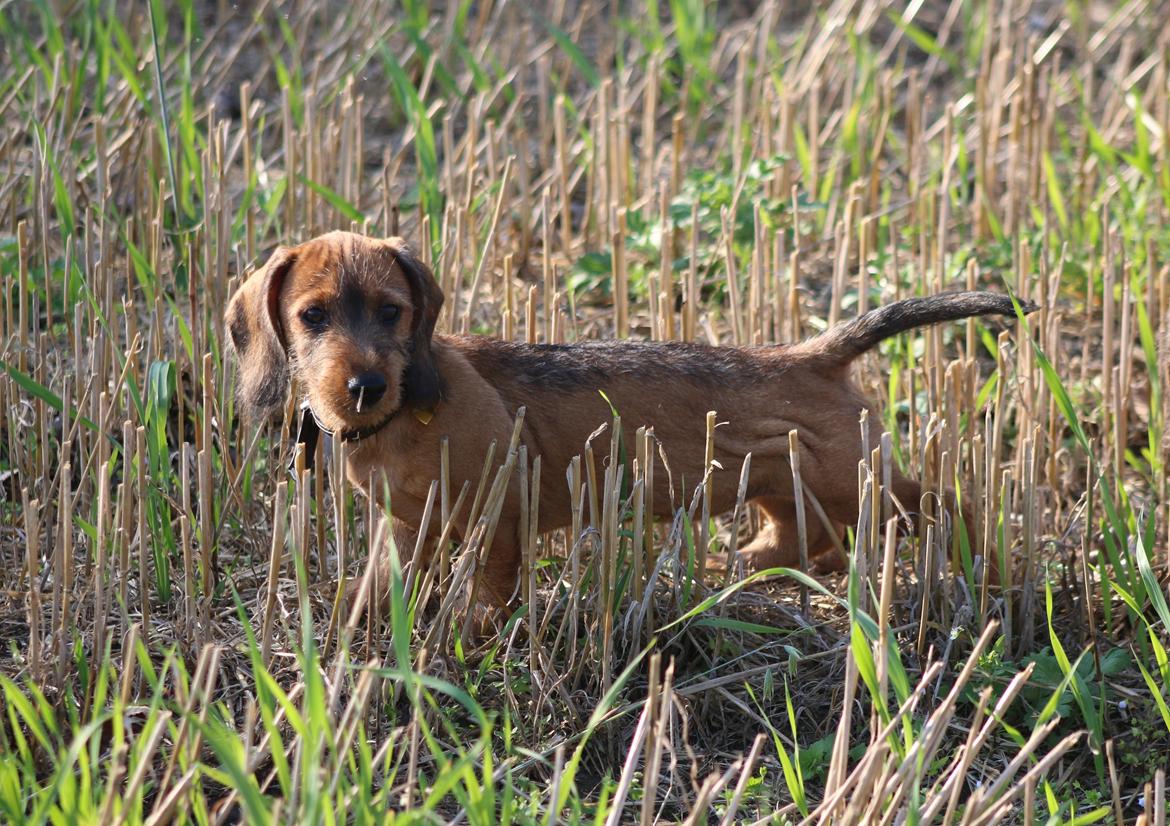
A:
797 291 1038 366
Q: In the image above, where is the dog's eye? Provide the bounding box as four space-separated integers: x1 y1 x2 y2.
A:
300 307 327 327
380 304 400 325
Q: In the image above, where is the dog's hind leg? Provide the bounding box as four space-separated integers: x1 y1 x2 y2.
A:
475 521 523 614
885 474 993 584
737 497 847 574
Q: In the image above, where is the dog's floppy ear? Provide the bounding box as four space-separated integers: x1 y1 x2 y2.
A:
386 237 445 410
225 246 296 416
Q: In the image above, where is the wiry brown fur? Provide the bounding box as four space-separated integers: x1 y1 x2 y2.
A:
227 231 1036 611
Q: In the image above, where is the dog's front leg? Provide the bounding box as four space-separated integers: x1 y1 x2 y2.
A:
346 513 438 615
382 514 436 586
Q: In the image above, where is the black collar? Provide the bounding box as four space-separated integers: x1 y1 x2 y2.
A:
292 402 402 470
314 403 403 443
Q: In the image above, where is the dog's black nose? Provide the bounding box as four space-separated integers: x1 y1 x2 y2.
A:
347 372 387 406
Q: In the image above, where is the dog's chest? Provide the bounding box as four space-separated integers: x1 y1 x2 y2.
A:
343 438 433 503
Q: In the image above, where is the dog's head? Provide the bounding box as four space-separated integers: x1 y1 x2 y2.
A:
225 231 444 434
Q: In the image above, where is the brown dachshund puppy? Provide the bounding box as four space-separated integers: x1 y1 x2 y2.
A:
227 231 1034 609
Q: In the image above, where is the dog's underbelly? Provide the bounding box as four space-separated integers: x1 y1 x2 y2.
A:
504 382 854 534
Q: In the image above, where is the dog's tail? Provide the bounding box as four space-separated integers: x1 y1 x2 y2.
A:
795 291 1038 367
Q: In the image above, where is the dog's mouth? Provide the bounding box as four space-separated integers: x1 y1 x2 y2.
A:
341 389 384 419
328 400 395 428
340 408 402 441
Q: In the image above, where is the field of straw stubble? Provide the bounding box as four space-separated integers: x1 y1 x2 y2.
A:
3 0 1170 822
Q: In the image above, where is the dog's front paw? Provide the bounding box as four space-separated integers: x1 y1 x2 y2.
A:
453 600 512 644
810 548 848 574
736 547 795 575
